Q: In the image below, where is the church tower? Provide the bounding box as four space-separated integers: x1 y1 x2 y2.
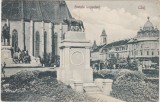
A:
100 29 107 45
92 40 97 50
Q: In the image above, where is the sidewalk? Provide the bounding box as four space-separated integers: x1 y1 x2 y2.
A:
1 67 57 77
89 94 125 102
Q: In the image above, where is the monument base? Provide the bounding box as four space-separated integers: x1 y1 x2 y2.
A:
1 46 13 65
57 31 93 85
57 67 93 85
1 46 41 67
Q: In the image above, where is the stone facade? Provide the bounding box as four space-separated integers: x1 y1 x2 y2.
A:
90 30 107 70
57 31 93 85
1 0 72 65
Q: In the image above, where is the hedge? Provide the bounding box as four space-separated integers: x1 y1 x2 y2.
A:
2 70 96 102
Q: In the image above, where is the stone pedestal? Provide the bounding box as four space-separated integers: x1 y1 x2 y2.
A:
70 80 83 92
94 78 113 95
103 79 113 95
1 46 13 65
57 31 93 85
94 78 104 90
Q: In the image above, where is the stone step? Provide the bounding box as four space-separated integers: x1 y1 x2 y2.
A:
86 92 102 94
84 88 101 92
83 83 103 94
83 86 99 89
84 88 102 94
83 83 97 87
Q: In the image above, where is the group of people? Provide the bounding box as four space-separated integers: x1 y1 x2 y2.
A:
12 48 31 64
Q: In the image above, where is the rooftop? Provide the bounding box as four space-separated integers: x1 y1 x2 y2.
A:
101 29 107 36
104 39 130 48
143 17 154 31
91 44 106 52
2 0 72 23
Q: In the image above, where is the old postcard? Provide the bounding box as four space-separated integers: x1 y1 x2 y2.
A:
1 0 159 102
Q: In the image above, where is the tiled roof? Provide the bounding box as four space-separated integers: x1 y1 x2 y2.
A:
104 39 130 48
2 0 72 23
91 44 106 52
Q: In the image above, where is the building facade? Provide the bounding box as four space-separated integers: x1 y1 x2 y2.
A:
127 17 159 68
1 0 72 62
91 17 159 69
103 39 129 63
90 30 107 69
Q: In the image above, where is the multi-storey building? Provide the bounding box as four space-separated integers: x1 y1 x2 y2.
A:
90 29 107 69
91 17 159 69
127 17 159 68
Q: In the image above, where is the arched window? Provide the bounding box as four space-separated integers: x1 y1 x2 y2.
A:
147 51 149 55
12 29 18 51
141 51 143 55
35 31 40 57
44 31 47 55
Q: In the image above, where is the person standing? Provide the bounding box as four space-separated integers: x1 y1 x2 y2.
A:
138 62 143 73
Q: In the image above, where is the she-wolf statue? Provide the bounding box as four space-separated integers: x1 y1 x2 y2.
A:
63 18 85 32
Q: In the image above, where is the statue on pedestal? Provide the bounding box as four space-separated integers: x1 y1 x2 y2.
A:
63 18 85 32
2 24 10 46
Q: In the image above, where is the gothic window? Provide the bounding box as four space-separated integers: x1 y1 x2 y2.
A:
44 31 47 55
12 29 18 51
35 31 40 57
54 32 58 54
152 51 154 55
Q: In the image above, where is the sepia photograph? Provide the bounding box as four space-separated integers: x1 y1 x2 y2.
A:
1 0 159 101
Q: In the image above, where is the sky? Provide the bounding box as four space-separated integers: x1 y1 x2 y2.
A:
66 0 160 45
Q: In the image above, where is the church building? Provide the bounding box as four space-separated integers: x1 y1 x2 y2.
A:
1 0 72 63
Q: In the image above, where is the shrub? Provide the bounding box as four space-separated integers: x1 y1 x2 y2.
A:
93 69 121 80
38 71 57 79
8 70 40 90
2 70 96 102
111 70 158 102
143 69 159 78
